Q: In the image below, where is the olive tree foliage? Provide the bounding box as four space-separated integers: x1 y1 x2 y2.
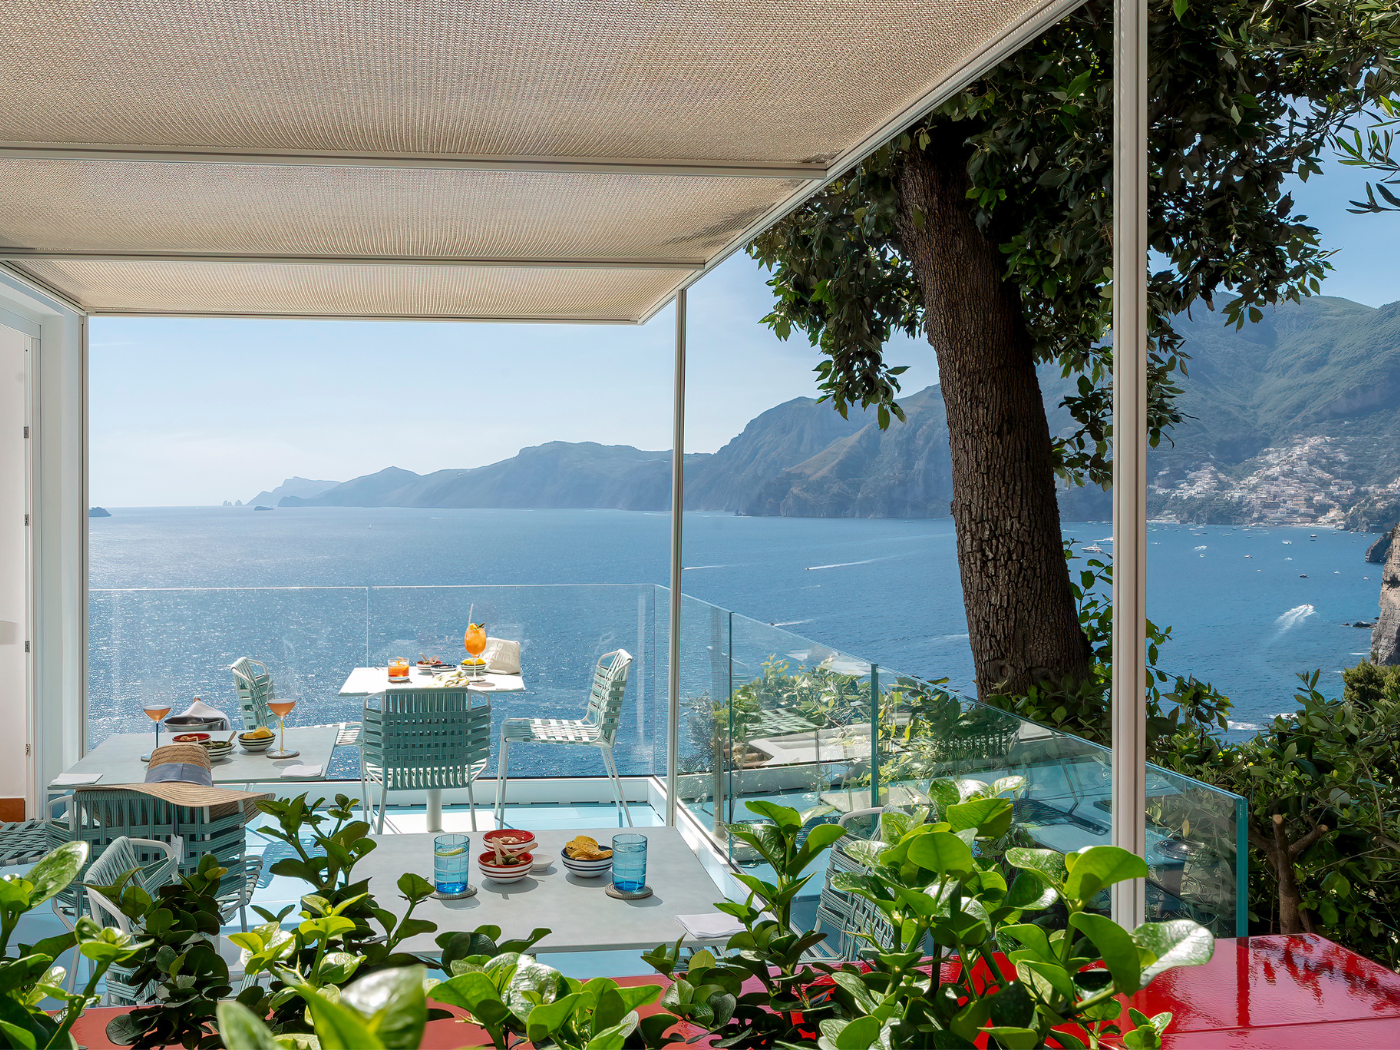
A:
750 0 1400 490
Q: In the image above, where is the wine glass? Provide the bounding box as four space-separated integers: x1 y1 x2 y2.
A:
266 696 300 759
141 701 172 762
464 623 487 680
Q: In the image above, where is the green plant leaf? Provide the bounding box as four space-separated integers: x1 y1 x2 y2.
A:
833 1014 882 1049
1001 923 1054 961
305 991 386 1049
25 841 87 907
341 966 426 1050
745 800 802 830
946 798 1014 838
526 992 581 1044
906 830 974 875
1006 848 1067 890
1005 872 1057 910
1134 920 1214 984
215 1001 281 1050
1062 846 1149 901
1070 912 1141 994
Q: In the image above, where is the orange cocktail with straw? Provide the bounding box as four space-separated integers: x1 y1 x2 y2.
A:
464 623 487 679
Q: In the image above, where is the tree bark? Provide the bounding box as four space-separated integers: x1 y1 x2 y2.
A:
892 134 1090 699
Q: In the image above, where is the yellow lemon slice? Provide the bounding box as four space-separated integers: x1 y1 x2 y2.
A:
436 845 467 857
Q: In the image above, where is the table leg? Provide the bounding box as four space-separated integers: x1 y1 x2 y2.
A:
427 788 443 833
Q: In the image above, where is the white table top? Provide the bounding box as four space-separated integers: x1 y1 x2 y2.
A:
339 666 526 697
51 726 343 791
359 826 730 954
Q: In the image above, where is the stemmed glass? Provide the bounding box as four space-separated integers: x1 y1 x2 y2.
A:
464 623 487 681
141 702 172 762
266 696 300 759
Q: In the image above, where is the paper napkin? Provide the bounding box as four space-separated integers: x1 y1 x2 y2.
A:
52 772 102 786
280 764 324 779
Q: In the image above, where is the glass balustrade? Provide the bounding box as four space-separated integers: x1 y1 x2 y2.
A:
89 581 1246 934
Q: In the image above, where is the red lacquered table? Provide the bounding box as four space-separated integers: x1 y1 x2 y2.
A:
1122 934 1400 1048
68 934 1400 1048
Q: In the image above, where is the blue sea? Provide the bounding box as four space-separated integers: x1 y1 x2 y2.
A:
88 508 1384 772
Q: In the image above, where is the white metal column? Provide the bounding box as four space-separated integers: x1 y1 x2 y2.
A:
1111 0 1149 928
665 289 686 826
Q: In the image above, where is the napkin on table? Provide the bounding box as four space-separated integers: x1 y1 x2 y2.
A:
52 772 102 786
171 698 231 731
280 764 324 779
676 912 769 941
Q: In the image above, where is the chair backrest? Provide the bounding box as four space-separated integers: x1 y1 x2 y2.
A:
811 807 905 961
582 649 632 747
230 656 276 729
84 834 182 933
362 690 491 790
70 789 250 906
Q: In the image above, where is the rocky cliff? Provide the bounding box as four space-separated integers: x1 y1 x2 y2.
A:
1372 523 1400 665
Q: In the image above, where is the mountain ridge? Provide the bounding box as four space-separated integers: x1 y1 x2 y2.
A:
259 295 1400 530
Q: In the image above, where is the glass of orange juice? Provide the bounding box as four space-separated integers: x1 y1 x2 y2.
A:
464 624 487 680
266 696 299 759
388 657 410 679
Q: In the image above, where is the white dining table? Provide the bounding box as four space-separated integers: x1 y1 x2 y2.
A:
338 665 526 831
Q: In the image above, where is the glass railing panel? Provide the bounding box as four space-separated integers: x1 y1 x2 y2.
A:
87 586 371 774
366 585 659 777
872 671 1245 937
665 590 734 841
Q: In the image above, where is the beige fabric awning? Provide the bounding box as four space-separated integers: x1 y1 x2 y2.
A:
0 0 1077 321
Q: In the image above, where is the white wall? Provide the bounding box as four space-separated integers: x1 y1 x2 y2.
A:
0 268 86 812
0 323 30 804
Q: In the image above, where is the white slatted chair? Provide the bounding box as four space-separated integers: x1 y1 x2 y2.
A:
494 649 633 826
83 834 182 1004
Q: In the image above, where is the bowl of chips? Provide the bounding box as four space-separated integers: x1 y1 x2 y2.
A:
561 835 613 878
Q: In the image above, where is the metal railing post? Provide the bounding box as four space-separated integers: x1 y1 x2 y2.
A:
1111 0 1149 929
666 290 686 826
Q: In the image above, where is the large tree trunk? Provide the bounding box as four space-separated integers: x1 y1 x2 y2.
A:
893 135 1090 698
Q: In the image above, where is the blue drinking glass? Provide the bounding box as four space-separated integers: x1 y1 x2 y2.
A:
612 833 647 893
434 834 471 896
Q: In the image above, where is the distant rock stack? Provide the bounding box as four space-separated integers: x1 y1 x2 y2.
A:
1373 522 1400 665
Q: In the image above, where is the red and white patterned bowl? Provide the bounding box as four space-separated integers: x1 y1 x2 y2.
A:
478 851 533 883
483 829 536 855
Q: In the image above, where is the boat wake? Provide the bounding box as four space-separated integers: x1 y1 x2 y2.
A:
1273 604 1316 633
806 554 901 571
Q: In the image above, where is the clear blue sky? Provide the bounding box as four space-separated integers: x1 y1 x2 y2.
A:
90 160 1394 507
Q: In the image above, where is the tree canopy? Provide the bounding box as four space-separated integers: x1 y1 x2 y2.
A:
751 0 1400 491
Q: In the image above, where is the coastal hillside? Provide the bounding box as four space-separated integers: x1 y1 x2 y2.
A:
247 476 340 506
265 295 1400 528
1149 296 1400 529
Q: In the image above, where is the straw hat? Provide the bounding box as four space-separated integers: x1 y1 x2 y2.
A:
81 742 271 821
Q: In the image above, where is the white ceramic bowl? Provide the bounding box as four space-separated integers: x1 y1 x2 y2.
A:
560 848 613 878
478 851 533 884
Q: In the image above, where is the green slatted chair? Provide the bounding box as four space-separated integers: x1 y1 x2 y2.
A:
495 649 632 827
360 690 492 832
83 835 182 1005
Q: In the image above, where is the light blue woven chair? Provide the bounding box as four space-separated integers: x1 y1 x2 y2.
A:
495 649 633 827
230 655 362 751
66 787 263 931
360 689 492 832
84 835 182 1005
